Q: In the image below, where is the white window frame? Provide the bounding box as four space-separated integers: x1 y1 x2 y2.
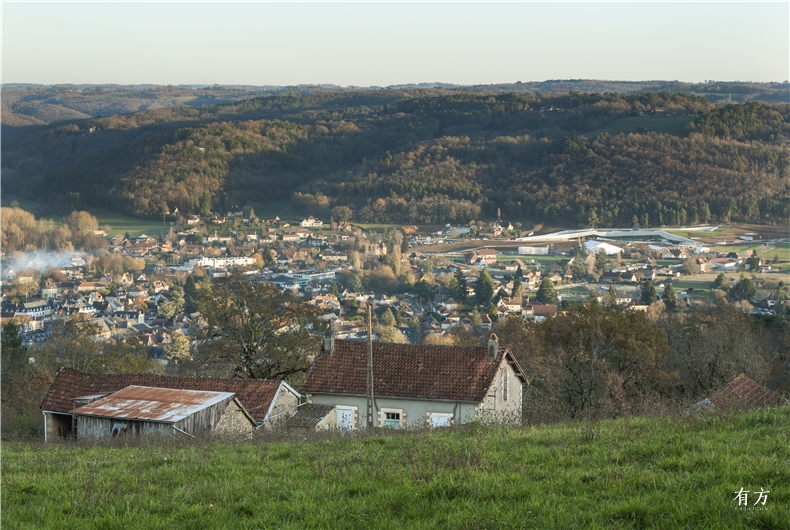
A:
428 412 453 428
379 407 404 429
336 406 357 431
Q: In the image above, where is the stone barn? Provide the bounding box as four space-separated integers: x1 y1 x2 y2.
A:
41 369 301 442
70 385 254 439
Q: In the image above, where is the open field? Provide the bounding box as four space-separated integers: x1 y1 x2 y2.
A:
3 407 788 529
94 212 169 238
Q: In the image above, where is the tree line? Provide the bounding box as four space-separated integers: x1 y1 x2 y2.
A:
497 302 789 423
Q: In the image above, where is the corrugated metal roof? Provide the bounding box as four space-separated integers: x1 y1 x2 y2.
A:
41 369 289 423
286 403 335 428
70 385 235 423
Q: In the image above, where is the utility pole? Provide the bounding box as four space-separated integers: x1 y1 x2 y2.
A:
366 301 375 430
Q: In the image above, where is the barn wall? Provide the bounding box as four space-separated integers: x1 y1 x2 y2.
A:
259 385 300 430
174 396 234 436
317 408 338 431
43 412 73 441
75 415 171 439
214 399 255 436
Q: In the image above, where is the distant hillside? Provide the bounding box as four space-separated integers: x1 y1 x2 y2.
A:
0 85 286 126
2 86 788 227
2 81 787 126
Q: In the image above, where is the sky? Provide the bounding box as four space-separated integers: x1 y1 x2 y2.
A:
2 1 788 86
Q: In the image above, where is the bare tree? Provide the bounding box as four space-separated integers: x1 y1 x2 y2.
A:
195 273 320 385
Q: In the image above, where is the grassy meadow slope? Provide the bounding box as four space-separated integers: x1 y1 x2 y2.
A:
3 407 788 529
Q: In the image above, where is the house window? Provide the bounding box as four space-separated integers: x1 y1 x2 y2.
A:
429 413 453 428
502 370 509 401
384 412 401 428
380 408 404 429
336 407 356 431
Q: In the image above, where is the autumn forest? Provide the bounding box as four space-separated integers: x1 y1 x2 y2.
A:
2 86 788 227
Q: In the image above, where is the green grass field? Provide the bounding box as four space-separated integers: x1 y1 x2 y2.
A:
3 407 788 529
95 213 169 238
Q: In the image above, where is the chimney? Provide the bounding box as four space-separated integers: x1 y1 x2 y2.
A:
323 329 335 355
488 333 499 362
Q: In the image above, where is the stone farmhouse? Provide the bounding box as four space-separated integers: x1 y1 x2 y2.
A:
293 335 526 432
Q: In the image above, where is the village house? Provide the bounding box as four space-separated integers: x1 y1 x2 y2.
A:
295 335 526 431
40 369 301 442
522 269 542 288
711 257 739 270
40 281 59 299
504 259 529 273
466 248 497 267
523 304 558 323
601 271 639 284
77 280 109 293
300 216 323 228
498 296 523 315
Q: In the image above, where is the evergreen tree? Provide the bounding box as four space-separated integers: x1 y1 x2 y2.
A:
199 191 212 216
415 279 435 304
663 283 678 311
536 278 558 305
571 256 588 281
348 274 364 293
379 308 397 327
157 288 185 318
713 273 730 290
451 269 468 304
512 278 524 298
641 280 657 305
475 269 495 306
729 277 757 302
570 239 588 258
605 284 619 307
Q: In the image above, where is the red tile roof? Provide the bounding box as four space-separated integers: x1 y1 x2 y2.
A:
41 368 285 423
302 340 526 403
704 374 783 411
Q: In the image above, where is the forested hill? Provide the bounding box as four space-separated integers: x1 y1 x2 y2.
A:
2 87 788 227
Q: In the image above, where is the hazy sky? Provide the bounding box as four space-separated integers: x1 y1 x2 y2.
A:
2 1 788 86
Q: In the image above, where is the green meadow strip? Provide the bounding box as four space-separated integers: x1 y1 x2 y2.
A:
3 407 788 529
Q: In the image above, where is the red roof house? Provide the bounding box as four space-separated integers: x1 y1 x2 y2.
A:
300 335 526 430
689 374 784 413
